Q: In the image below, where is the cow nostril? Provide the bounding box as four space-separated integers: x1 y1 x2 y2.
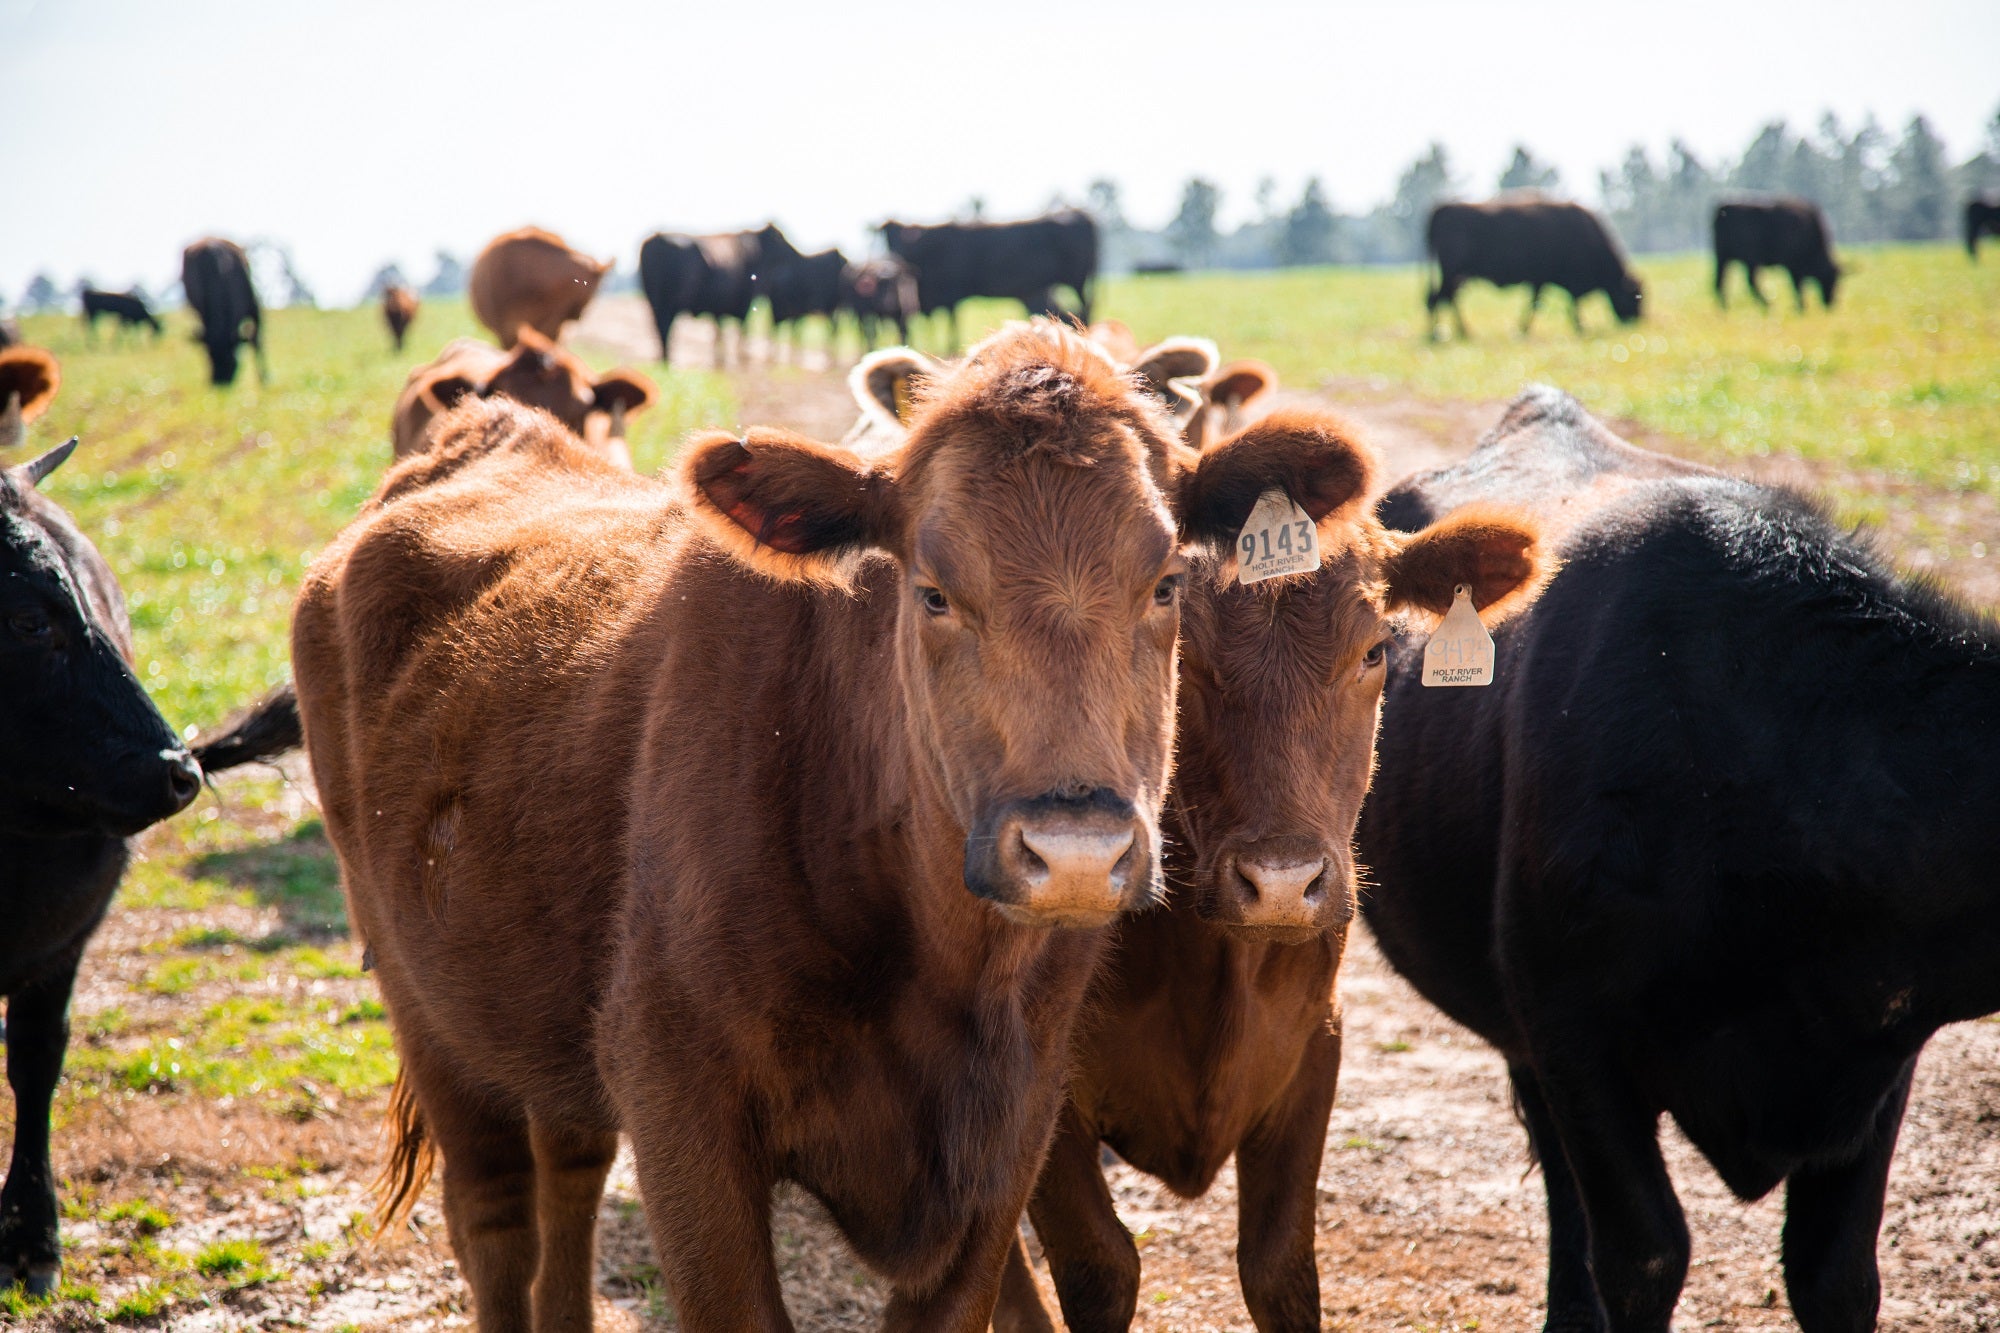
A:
163 751 202 807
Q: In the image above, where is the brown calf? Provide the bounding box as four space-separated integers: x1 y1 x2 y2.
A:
389 328 656 467
381 284 419 350
468 226 611 348
294 325 1378 1330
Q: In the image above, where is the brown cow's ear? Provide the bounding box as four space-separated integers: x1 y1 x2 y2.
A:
418 371 483 417
850 348 938 429
0 347 61 426
680 428 899 585
1380 505 1548 622
1129 337 1216 421
591 368 657 415
1176 408 1375 546
1204 360 1276 412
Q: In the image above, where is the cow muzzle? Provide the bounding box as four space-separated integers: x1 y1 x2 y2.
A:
1203 835 1353 941
964 788 1152 928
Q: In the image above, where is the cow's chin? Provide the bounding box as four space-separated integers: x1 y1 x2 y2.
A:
989 902 1122 931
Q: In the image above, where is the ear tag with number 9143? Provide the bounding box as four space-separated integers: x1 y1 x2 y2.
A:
1422 584 1496 687
1236 489 1319 585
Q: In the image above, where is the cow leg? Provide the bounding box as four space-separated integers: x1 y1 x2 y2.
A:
1568 290 1585 336
883 1190 1035 1333
1780 1063 1913 1333
0 955 81 1295
627 1105 789 1331
1530 1048 1687 1333
1714 259 1729 308
1235 1020 1341 1332
1744 265 1769 310
991 1237 1057 1333
654 310 676 364
1510 1064 1610 1333
1521 285 1543 336
1024 1103 1138 1331
528 1118 616 1333
946 305 962 356
1790 268 1808 313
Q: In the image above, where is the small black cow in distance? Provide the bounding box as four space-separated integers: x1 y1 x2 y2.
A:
878 209 1098 351
1967 196 2000 260
840 257 918 351
1 358 202 1293
180 237 265 386
79 289 162 341
766 245 846 360
1360 386 2000 1332
1714 197 1842 311
1425 195 1642 339
637 224 796 366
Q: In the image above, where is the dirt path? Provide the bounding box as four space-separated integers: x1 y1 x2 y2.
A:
21 304 1997 1331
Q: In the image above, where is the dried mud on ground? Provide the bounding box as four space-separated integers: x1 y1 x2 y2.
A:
11 315 2000 1331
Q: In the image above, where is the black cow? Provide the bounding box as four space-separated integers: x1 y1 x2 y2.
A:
1425 195 1643 339
1360 386 2000 1332
840 257 918 351
637 223 795 366
878 209 1098 351
2 382 202 1293
0 320 17 352
767 246 846 360
180 238 264 385
1967 196 2000 260
79 289 161 341
1714 197 1841 310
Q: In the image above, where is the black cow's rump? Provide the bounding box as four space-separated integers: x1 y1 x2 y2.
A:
1363 386 2000 1331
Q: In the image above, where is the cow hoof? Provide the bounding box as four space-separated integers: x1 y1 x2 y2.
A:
24 1265 59 1297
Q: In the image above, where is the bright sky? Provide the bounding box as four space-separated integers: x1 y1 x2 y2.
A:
4 0 1994 305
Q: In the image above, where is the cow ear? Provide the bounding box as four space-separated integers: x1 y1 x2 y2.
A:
591 368 657 416
0 347 60 425
680 428 901 585
1380 505 1548 621
1176 408 1375 546
1129 337 1216 421
1204 360 1276 413
419 371 482 415
850 348 937 429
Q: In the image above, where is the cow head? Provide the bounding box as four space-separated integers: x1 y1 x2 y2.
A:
1 347 61 451
1173 410 1547 940
419 328 656 466
683 325 1187 928
1612 271 1644 323
1 439 201 836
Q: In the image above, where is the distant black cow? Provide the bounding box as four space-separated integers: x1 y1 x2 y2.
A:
1361 386 2000 1332
1425 195 1642 338
79 289 161 341
1966 196 2000 260
180 238 265 385
767 246 846 360
878 209 1098 351
637 223 796 365
840 257 918 351
1 361 201 1294
0 320 17 352
1714 197 1841 310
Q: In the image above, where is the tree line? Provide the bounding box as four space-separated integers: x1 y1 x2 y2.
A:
1087 105 2000 272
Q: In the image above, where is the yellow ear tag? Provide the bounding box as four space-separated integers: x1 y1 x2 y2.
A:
891 374 914 423
1422 584 1496 687
1235 489 1319 585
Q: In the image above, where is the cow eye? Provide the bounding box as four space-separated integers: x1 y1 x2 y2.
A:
1153 574 1184 607
916 585 950 616
1362 639 1390 670
9 611 53 641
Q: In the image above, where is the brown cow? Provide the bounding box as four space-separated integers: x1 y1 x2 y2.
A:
467 226 611 348
837 336 1547 1331
381 284 419 350
293 324 1388 1330
389 327 656 468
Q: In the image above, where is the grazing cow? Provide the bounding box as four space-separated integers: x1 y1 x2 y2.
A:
381 284 419 350
768 245 846 359
290 324 1325 1330
79 289 161 340
1714 197 1842 311
879 209 1099 350
842 256 919 351
1360 386 2000 1332
844 336 1547 1332
1 355 202 1295
1426 195 1643 339
1965 196 2000 260
467 226 611 349
637 224 798 365
181 238 265 385
389 328 656 468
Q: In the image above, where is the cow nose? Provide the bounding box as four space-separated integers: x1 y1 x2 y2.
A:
1213 841 1350 937
162 749 202 811
1233 855 1328 925
964 788 1151 927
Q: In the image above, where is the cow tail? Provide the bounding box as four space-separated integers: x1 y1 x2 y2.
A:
372 1066 437 1241
190 680 303 774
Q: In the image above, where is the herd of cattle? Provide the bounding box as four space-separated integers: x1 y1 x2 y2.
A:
1 192 1998 1333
